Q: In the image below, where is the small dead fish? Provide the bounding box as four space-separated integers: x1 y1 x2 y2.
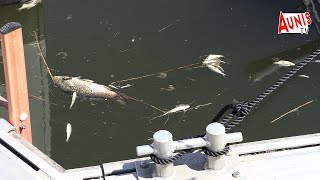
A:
66 123 72 143
314 60 320 63
163 104 190 116
53 76 127 105
298 74 309 78
18 0 41 11
207 65 226 77
273 60 295 67
69 92 77 109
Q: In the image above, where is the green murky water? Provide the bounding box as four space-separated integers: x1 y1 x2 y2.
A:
1 0 320 169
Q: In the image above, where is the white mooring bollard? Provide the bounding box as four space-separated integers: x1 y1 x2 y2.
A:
135 123 242 178
153 130 174 177
205 123 243 170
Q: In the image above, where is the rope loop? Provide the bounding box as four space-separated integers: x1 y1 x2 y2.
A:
149 149 194 165
202 146 230 157
233 101 251 117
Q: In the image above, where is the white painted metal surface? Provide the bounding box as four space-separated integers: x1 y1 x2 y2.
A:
153 130 174 178
1 118 320 179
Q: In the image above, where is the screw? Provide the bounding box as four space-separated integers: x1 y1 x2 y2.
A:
140 161 149 169
20 113 28 121
189 177 197 180
232 171 240 178
20 124 26 130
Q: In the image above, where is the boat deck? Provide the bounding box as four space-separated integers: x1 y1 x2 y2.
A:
0 118 319 180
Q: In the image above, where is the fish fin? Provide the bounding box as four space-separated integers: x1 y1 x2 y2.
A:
81 79 94 83
69 92 77 109
74 76 82 79
108 84 119 89
103 85 114 90
217 65 225 72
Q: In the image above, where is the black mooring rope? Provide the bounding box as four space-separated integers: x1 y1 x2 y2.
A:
149 49 320 165
150 149 194 165
219 49 320 131
202 146 230 157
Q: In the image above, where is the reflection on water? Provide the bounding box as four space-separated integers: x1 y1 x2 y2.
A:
246 40 320 83
1 0 320 169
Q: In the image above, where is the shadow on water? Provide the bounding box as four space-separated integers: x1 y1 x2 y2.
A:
1 0 320 169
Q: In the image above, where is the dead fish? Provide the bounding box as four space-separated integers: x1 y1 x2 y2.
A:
207 65 226 77
203 54 225 65
298 74 309 78
314 60 320 63
273 60 295 67
66 123 72 143
53 76 127 105
69 92 77 109
162 104 190 116
18 0 41 11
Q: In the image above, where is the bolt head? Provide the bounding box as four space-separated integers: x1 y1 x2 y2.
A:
19 113 28 121
140 161 149 169
232 171 240 178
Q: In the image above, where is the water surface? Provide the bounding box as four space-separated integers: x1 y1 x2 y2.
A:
1 0 320 169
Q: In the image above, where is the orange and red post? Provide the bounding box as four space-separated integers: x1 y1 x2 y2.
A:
0 22 32 143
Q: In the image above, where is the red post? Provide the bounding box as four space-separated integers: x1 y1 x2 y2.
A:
0 22 32 143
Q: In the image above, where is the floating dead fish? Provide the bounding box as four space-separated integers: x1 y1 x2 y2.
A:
273 60 295 67
162 104 190 116
69 92 77 109
203 54 225 65
66 123 72 143
53 76 127 106
149 104 191 124
298 74 309 78
18 0 41 11
314 60 320 63
207 65 226 77
202 54 226 76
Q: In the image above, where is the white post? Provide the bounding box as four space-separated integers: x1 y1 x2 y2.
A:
153 130 174 177
206 123 227 170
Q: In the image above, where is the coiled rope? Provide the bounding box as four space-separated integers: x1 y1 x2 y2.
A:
150 49 320 164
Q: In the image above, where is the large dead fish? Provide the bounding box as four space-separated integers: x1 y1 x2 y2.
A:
202 54 225 65
53 76 127 107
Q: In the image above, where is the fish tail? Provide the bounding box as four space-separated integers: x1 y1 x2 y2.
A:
115 93 129 105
